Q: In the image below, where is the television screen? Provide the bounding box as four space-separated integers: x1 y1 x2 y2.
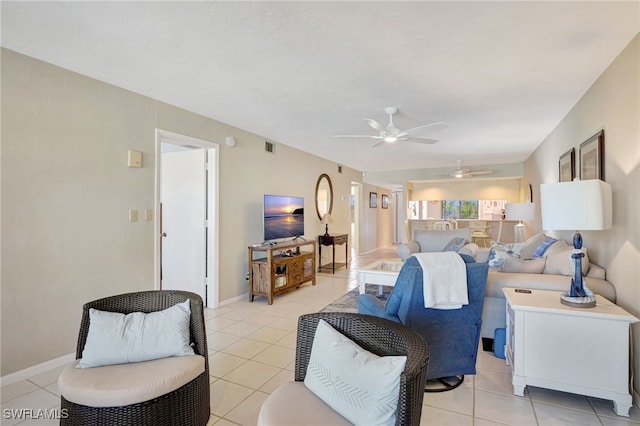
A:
263 195 305 241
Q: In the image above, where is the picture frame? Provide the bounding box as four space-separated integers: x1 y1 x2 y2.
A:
369 192 378 208
580 130 604 180
381 194 389 209
559 148 575 182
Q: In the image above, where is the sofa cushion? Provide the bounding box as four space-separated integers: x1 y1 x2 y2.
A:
258 381 351 426
484 269 615 301
501 256 545 274
543 241 589 276
413 229 471 253
59 355 205 407
304 320 406 426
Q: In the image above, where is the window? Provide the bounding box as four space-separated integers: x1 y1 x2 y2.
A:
442 200 478 220
407 199 506 220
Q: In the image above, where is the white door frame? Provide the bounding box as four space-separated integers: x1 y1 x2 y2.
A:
351 182 362 254
154 129 220 308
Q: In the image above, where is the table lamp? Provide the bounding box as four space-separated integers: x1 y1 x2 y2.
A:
505 202 535 243
321 213 333 236
540 179 612 308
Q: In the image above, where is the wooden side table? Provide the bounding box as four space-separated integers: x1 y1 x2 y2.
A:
503 288 638 416
317 234 348 273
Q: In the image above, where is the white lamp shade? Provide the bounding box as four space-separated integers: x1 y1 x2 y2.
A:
321 213 333 224
540 180 612 231
505 203 535 221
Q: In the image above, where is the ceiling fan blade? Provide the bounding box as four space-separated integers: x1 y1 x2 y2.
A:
401 137 439 145
364 119 384 132
468 170 493 176
372 140 386 148
402 122 447 135
333 134 377 138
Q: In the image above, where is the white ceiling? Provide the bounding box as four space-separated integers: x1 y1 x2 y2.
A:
2 1 638 180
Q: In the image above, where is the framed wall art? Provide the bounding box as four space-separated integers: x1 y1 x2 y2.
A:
381 194 389 209
559 148 575 182
369 192 378 208
580 130 604 180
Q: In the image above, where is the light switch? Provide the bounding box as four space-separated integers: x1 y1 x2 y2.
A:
127 150 142 168
129 209 138 222
145 209 153 221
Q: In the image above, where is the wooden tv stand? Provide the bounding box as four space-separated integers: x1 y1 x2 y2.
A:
248 240 316 305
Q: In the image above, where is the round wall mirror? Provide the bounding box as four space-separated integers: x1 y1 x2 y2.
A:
315 174 334 220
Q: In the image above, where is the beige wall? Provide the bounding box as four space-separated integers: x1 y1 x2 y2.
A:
359 183 394 253
524 34 640 396
409 178 522 202
0 49 369 375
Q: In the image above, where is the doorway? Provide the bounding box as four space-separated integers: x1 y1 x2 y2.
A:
155 129 219 308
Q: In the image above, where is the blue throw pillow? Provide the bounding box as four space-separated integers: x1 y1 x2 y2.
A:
442 237 466 252
532 237 558 258
488 242 525 269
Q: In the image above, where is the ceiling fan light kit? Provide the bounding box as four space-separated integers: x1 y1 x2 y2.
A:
449 160 493 179
333 106 444 147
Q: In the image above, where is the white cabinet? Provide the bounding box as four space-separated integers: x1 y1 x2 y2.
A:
503 288 638 417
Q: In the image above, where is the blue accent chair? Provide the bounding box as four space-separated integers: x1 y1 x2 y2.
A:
358 254 489 390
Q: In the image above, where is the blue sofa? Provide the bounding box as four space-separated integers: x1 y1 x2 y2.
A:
358 255 489 384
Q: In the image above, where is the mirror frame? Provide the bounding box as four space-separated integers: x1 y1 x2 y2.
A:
315 173 334 220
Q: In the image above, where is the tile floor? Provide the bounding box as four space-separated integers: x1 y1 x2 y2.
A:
2 245 639 425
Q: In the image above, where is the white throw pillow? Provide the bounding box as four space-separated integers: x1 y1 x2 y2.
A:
77 299 194 368
304 320 407 426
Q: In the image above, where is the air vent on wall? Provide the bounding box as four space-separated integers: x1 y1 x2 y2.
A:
265 141 275 154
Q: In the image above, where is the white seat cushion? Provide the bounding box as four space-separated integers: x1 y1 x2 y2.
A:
59 355 204 407
258 381 351 426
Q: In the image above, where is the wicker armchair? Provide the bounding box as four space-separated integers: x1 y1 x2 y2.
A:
60 290 210 426
258 312 430 426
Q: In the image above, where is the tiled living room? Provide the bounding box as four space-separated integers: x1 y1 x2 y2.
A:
2 2 639 425
2 246 640 425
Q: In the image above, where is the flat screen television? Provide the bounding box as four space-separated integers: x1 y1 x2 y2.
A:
263 194 305 241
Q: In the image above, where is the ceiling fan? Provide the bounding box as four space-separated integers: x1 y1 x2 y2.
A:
333 106 445 147
449 160 493 178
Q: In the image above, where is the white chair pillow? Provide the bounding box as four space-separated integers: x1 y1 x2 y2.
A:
77 299 194 368
303 320 407 426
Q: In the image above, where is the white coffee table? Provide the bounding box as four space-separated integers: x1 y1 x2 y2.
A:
358 260 403 295
503 288 639 416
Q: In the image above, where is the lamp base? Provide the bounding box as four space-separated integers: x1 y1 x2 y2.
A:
513 223 526 243
560 293 596 308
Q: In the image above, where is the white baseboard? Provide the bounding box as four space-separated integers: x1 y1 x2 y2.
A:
217 292 248 307
1 352 75 387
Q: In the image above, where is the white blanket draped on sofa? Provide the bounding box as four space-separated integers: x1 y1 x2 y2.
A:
411 252 468 310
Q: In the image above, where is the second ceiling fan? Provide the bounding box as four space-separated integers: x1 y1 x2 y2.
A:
333 106 445 147
449 160 493 178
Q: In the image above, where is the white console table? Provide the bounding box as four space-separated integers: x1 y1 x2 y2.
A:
503 288 638 416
